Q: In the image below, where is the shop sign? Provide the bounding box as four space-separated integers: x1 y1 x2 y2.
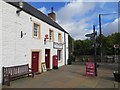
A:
53 42 63 49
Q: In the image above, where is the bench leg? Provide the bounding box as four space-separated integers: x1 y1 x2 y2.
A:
7 81 10 86
2 78 5 85
28 74 30 77
6 74 10 86
32 73 34 78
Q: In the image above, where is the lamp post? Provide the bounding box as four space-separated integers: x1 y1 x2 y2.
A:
99 13 117 62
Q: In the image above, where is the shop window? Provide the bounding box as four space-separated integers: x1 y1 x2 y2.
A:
57 50 62 61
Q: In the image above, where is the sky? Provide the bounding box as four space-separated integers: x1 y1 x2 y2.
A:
27 1 119 40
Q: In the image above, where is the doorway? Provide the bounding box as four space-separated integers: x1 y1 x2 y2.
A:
45 49 50 69
32 52 39 73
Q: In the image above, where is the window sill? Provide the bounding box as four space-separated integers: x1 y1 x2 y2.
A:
33 36 41 39
49 40 54 42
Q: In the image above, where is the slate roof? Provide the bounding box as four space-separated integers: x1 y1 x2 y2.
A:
7 2 69 34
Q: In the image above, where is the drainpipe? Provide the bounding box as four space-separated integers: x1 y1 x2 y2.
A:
64 32 66 65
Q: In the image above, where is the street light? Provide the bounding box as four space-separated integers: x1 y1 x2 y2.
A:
16 2 24 14
99 13 117 62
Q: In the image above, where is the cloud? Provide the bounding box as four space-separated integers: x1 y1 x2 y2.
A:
38 7 48 15
61 17 93 40
57 1 95 23
56 1 96 40
102 18 119 36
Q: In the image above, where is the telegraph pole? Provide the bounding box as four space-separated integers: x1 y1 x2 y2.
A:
99 13 117 62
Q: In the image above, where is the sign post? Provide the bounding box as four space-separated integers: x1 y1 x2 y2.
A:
85 25 97 76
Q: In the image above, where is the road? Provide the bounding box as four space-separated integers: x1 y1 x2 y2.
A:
72 61 118 71
98 63 118 71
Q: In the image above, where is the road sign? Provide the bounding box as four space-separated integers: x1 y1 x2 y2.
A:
114 44 120 48
85 32 97 37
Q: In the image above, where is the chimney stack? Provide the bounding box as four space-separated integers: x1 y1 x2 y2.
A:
48 7 56 21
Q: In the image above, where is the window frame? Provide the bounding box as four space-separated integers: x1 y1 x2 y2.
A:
32 22 40 39
57 50 62 62
58 33 62 43
49 29 54 42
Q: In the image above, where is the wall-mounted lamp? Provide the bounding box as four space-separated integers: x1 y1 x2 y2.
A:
21 31 26 38
16 2 24 14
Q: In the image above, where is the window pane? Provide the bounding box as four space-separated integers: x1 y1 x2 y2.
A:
34 23 38 37
57 50 61 61
49 30 53 41
58 33 61 42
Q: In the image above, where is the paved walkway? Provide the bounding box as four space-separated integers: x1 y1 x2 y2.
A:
2 62 120 88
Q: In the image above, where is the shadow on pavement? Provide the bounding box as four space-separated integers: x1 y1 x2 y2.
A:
99 76 115 81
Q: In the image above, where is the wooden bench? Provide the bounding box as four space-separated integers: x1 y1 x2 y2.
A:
2 64 34 86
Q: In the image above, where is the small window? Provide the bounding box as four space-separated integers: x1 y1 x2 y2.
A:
33 23 40 38
58 33 62 43
49 30 54 41
57 50 62 61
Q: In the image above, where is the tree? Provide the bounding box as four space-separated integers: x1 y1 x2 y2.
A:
68 35 74 56
73 32 120 58
73 39 93 57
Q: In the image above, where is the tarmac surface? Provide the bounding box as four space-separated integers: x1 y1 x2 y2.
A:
2 62 120 88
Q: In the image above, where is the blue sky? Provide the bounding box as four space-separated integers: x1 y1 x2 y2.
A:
28 1 119 40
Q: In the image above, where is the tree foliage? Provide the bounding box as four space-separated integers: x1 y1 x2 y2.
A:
73 32 120 57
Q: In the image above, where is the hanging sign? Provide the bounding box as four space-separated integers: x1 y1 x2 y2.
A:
45 34 48 39
53 42 63 49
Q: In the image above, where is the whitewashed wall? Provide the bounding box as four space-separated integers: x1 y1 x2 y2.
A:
0 0 2 86
0 1 68 84
65 34 69 65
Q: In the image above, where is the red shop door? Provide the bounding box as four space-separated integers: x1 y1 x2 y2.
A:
45 49 50 69
32 52 39 73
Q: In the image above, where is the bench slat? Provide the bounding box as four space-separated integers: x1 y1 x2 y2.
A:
2 64 34 86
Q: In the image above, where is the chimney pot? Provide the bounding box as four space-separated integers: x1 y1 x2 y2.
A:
48 7 56 21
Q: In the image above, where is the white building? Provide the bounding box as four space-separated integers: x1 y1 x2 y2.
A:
0 1 69 84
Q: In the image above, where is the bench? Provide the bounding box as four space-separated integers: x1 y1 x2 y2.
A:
2 64 34 86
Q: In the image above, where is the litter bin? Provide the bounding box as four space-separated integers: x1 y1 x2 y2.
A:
68 58 72 65
113 71 120 82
